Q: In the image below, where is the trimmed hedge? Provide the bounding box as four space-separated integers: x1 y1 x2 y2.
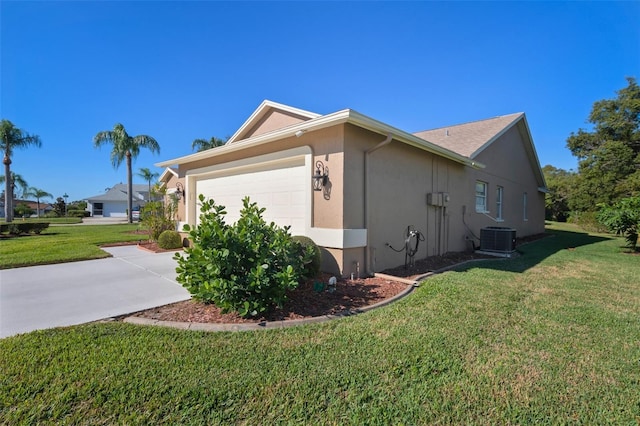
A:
0 222 50 235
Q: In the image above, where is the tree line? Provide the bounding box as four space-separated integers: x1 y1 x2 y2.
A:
544 76 639 249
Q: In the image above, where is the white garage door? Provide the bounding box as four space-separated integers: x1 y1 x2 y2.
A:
195 161 307 235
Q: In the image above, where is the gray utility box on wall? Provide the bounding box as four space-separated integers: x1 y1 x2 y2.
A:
480 227 517 253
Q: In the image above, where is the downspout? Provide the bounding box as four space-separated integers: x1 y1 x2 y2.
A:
364 133 393 276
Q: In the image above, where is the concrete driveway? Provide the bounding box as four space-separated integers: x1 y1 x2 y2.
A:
0 246 191 338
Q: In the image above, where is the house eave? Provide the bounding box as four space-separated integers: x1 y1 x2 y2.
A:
156 109 484 170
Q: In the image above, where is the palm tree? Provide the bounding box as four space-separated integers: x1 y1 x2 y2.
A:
26 187 53 218
93 123 160 223
137 167 159 202
191 136 227 152
0 172 29 219
1 120 42 222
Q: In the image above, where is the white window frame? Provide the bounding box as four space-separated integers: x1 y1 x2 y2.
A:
496 186 504 221
523 192 528 221
475 181 488 213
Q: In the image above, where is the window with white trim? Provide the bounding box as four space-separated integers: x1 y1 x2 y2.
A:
523 192 528 221
475 181 488 213
496 186 504 221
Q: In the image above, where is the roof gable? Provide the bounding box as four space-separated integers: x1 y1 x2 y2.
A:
414 113 546 190
159 167 178 184
413 113 523 158
227 100 320 143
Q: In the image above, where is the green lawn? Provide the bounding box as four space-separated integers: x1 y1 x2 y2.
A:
1 223 639 424
0 223 144 269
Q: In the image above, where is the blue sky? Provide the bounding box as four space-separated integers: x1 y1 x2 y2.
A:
2 1 638 203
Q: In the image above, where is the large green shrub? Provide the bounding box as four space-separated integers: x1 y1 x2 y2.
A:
292 235 322 279
598 196 640 251
157 230 182 249
174 195 312 317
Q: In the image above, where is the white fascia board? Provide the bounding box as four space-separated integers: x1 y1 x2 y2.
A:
155 108 484 170
155 110 352 168
519 115 547 189
469 113 546 189
226 100 321 144
468 113 524 159
158 167 179 183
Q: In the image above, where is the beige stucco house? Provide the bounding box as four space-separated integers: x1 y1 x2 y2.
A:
156 100 546 277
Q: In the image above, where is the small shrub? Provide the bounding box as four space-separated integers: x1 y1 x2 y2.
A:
67 209 89 218
8 224 21 235
157 230 182 249
175 195 311 317
44 211 60 218
30 222 50 234
292 235 322 279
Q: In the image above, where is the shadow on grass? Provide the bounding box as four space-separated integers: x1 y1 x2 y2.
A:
455 228 611 274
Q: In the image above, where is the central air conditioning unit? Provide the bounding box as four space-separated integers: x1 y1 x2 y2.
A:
480 227 516 254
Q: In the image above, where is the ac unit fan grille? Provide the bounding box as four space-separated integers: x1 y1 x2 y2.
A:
480 227 516 253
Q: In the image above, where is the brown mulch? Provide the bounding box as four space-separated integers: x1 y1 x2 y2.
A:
134 274 408 324
128 233 550 325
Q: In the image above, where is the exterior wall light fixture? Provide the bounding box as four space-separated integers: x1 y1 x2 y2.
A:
175 182 185 201
313 161 329 191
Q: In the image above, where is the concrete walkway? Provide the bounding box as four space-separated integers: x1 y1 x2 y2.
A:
0 246 190 338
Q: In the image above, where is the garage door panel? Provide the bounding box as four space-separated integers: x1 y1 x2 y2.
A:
195 162 307 235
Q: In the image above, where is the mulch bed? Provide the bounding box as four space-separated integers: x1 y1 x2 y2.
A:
126 233 550 325
133 274 409 324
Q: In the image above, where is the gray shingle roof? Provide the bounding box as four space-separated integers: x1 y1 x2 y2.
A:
85 184 148 202
413 113 523 158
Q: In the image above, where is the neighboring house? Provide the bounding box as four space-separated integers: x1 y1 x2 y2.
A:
1 199 54 217
18 200 54 217
156 100 546 276
85 184 149 217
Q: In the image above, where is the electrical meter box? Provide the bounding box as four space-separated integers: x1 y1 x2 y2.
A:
427 192 450 206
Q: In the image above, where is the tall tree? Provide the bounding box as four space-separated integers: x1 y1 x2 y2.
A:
566 77 640 209
52 197 66 217
26 187 53 218
0 120 42 222
94 124 160 223
191 136 226 152
137 167 159 202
